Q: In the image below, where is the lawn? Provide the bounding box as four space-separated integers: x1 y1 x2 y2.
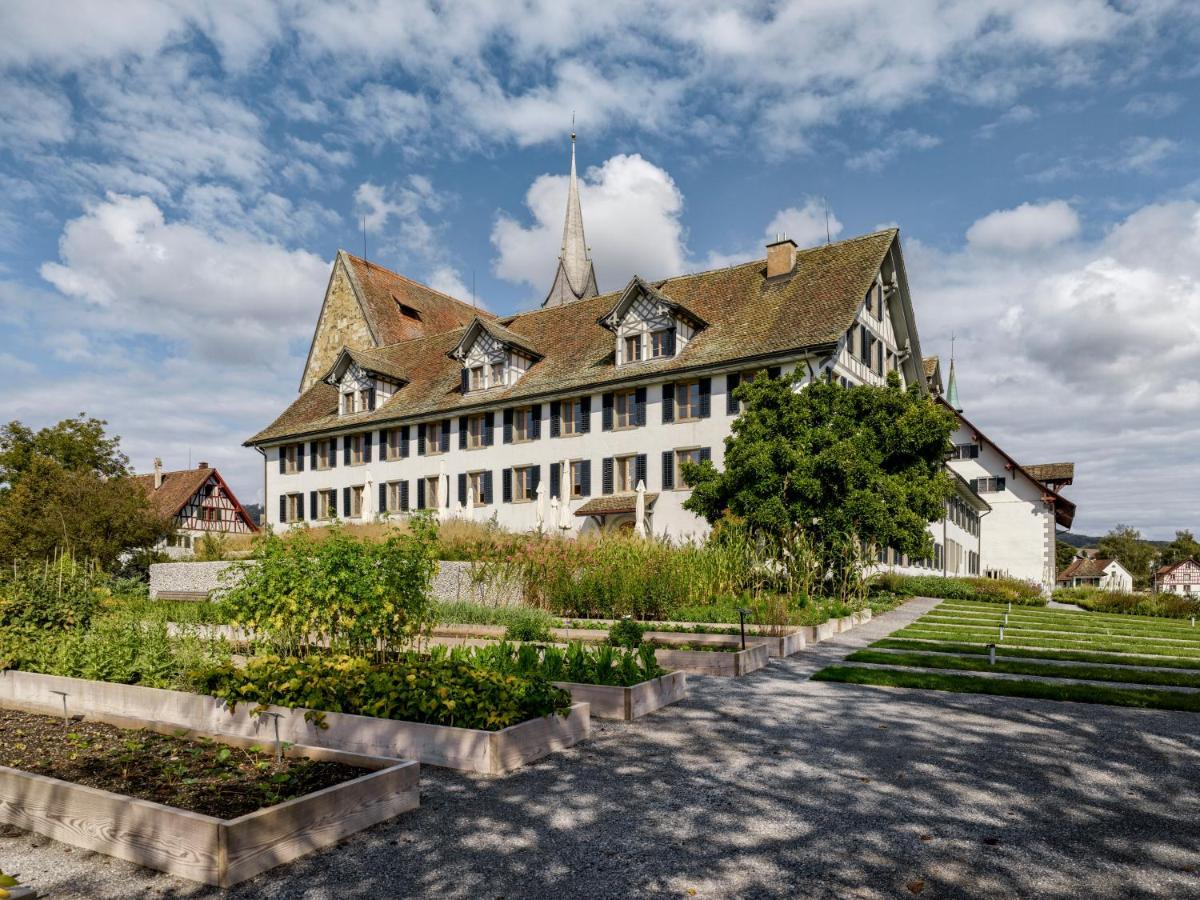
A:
812 599 1200 712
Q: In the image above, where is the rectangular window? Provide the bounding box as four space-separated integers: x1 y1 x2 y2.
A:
283 445 300 474
349 434 365 465
974 476 1006 493
424 475 440 509
316 438 334 469
468 471 487 506
285 493 303 522
384 429 402 461
469 366 485 391
624 334 642 363
675 381 701 420
650 330 671 358
615 454 636 492
491 362 505 387
570 461 586 499
425 421 445 455
674 448 702 487
513 465 536 501
467 413 487 449
561 397 584 435
950 443 980 460
317 489 336 519
614 390 637 429
349 485 364 518
513 406 534 442
385 481 406 511
341 392 355 415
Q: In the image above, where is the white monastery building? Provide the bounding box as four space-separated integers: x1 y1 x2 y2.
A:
248 137 1075 593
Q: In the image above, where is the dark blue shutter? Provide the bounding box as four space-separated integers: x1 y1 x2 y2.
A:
296 444 305 472
400 481 410 511
530 405 541 439
502 468 512 503
602 393 613 431
699 378 711 418
378 430 388 461
461 369 469 394
367 388 376 411
635 454 647 489
440 421 450 453
662 451 674 490
278 450 286 474
401 425 410 458
342 436 351 465
310 442 318 470
531 465 541 493
328 439 337 468
417 479 426 509
699 447 711 463
458 473 467 505
503 409 513 444
417 423 426 455
602 457 614 494
635 387 647 426
665 327 676 356
483 470 494 505
379 483 387 513
459 416 468 449
767 366 781 380
727 373 741 414
662 384 674 423
579 396 591 433
364 431 372 463
969 478 979 492
550 462 561 498
484 412 495 446
310 491 317 519
279 494 287 523
343 487 351 517
997 477 1006 492
580 460 591 497
550 400 561 437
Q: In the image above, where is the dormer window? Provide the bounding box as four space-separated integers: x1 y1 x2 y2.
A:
601 276 706 367
469 366 486 390
450 317 542 394
326 352 404 418
624 335 643 362
650 330 673 358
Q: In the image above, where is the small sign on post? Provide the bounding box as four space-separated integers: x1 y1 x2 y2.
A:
49 690 69 728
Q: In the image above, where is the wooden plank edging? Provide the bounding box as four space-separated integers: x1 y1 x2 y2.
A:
552 671 688 720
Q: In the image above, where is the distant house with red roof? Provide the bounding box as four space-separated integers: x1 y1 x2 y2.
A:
1057 557 1133 592
1154 559 1200 596
135 460 258 557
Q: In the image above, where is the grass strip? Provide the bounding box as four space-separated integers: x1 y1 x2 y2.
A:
811 665 1200 712
929 605 1200 634
915 615 1200 642
870 638 1200 670
900 622 1200 648
893 627 1200 659
937 602 1197 628
845 649 1200 688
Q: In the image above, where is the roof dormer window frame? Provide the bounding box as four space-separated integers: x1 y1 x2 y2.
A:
325 349 407 418
450 317 542 395
601 276 705 367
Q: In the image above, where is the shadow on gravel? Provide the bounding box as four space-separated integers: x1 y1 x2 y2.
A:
15 601 1200 899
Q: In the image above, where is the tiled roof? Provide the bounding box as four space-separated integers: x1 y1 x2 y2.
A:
343 253 490 345
1156 559 1199 577
574 493 660 516
1024 462 1075 484
134 467 213 519
337 347 409 384
1057 557 1117 581
249 229 899 445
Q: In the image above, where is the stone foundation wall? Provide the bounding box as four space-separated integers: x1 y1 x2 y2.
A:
149 559 522 606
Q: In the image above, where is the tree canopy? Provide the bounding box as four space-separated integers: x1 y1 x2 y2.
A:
683 371 956 566
0 414 129 495
1159 530 1200 568
1097 524 1159 589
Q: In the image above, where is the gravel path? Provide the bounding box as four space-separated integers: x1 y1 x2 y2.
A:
5 597 1200 899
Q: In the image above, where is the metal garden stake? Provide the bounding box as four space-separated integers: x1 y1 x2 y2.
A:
264 712 284 764
737 608 751 650
50 690 69 728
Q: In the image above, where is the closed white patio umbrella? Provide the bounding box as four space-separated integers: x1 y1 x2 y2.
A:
634 479 647 537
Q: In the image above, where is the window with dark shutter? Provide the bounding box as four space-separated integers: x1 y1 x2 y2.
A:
483 470 493 505
484 412 495 446
400 481 410 511
767 366 781 380
401 425 410 458
503 409 514 444
343 436 351 465
662 450 674 490
459 416 468 449
635 454 647 489
342 487 351 516
580 460 592 497
296 445 305 472
550 400 561 437
726 373 741 414
309 491 317 519
635 387 647 426
417 423 426 455
440 420 450 453
530 404 541 439
502 468 513 503
368 388 376 411
602 457 614 494
378 483 387 513
665 327 676 356
579 396 592 433
698 378 711 418
601 392 614 431
550 462 561 498
699 446 711 462
364 431 372 463
531 464 541 493
310 443 318 470
278 451 286 475
662 384 674 423
460 369 469 394
416 479 426 509
278 495 287 523
458 473 467 505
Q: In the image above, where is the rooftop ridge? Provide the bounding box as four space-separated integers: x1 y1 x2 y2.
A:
340 250 490 314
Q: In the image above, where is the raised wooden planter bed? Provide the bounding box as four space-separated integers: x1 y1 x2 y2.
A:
552 672 687 720
0 709 418 887
0 671 588 776
652 642 769 677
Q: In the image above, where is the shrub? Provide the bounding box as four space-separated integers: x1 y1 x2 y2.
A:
0 554 106 630
221 518 438 660
196 653 571 730
1056 586 1200 619
502 607 555 643
194 532 230 561
435 640 665 687
889 574 1045 606
607 618 647 648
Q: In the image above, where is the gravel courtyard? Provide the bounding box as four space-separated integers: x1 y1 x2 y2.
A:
5 597 1199 899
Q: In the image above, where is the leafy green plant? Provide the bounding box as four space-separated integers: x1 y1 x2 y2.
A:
196 653 571 730
502 607 555 642
607 618 646 648
0 553 105 630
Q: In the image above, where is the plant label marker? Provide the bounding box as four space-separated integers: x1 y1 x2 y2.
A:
987 644 996 665
50 690 69 728
737 608 751 650
1192 617 1196 628
999 626 1004 641
1003 613 1008 626
263 712 284 764
1008 602 1012 613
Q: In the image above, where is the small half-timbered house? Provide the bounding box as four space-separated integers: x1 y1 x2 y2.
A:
136 461 258 557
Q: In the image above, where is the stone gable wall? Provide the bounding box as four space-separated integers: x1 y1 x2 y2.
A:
302 260 376 391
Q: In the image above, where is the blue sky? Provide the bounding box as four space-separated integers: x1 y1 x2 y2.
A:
1 1 1198 538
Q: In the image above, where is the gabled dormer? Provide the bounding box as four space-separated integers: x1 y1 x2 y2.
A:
449 317 542 394
325 348 407 416
599 276 707 366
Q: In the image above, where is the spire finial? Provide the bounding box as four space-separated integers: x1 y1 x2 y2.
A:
541 127 599 307
571 110 575 142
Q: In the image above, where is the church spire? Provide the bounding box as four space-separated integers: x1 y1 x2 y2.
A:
946 335 961 411
543 130 599 307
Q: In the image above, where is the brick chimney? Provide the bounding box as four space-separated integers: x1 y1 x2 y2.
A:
766 236 797 279
198 461 210 469
153 458 163 489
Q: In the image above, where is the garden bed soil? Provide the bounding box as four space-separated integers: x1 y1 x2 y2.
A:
552 672 688 720
0 670 589 775
0 708 359 819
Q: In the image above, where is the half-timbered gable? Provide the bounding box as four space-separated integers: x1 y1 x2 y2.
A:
137 462 257 556
450 318 541 394
599 277 706 366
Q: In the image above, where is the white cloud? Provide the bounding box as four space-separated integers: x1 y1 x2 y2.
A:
491 153 686 299
1117 135 1178 173
39 193 329 365
846 129 941 173
910 200 1200 536
766 201 844 248
0 79 73 150
428 267 478 306
966 200 1081 252
1123 93 1184 118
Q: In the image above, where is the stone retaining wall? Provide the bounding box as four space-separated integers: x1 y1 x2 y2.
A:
149 559 522 605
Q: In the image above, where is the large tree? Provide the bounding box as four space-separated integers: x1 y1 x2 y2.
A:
1097 524 1158 589
684 371 956 579
0 417 167 568
1159 530 1200 568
